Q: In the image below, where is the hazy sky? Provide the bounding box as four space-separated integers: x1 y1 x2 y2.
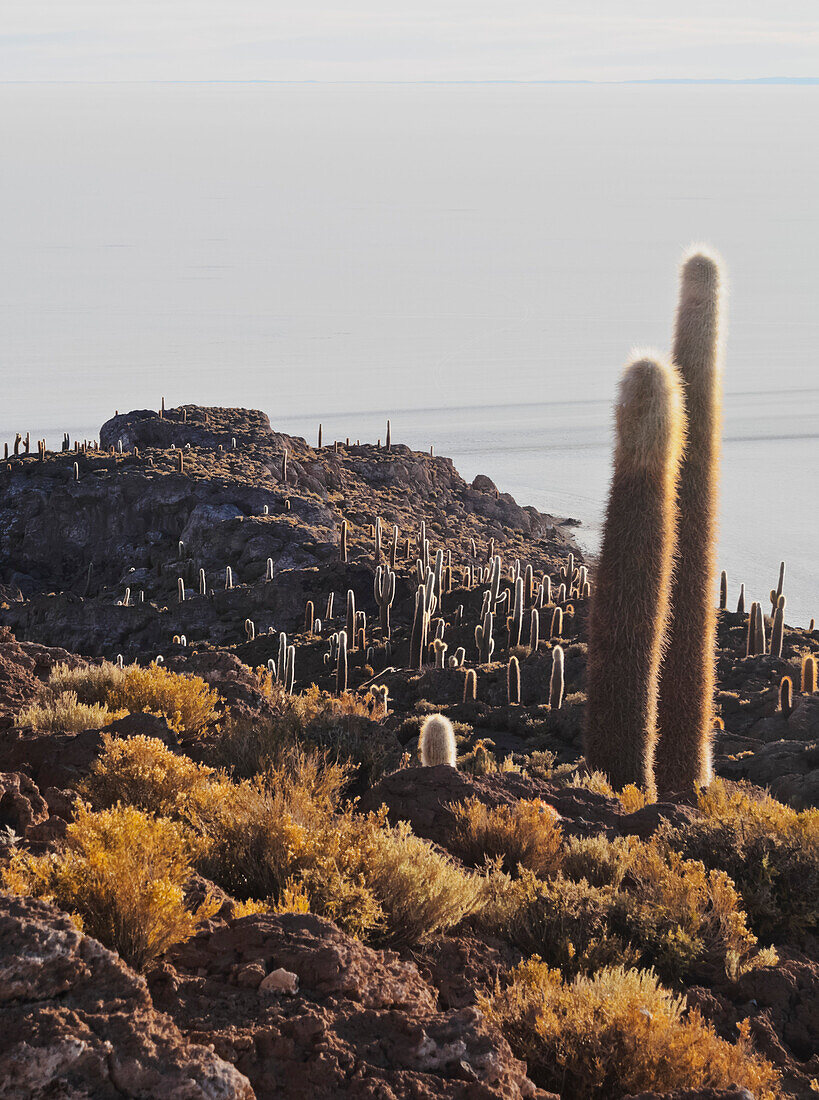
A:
4 1 819 82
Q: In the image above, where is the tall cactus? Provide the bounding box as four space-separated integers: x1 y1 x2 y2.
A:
655 248 724 793
585 354 685 792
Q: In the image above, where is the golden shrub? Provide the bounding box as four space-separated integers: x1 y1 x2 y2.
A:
107 663 222 738
666 779 819 941
3 803 218 969
481 959 779 1099
80 734 215 817
478 833 762 982
449 797 563 877
15 690 126 732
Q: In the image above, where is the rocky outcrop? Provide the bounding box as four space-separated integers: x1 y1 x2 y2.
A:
0 405 579 657
151 910 542 1099
0 891 255 1099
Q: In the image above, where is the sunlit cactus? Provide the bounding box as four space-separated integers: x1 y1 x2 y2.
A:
419 713 457 767
585 353 685 792
549 645 565 710
463 668 477 703
655 247 725 793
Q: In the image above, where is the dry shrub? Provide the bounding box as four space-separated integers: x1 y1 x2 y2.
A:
665 779 819 941
107 663 221 738
186 747 481 945
80 734 215 817
481 959 779 1100
449 797 563 877
2 803 217 969
216 681 395 784
15 690 125 732
479 834 762 982
565 770 649 811
47 660 126 704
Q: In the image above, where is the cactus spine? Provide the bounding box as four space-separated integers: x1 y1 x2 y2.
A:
419 714 457 767
655 248 724 793
585 354 685 792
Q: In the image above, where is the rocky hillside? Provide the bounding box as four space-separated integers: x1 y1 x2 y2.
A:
0 405 817 1100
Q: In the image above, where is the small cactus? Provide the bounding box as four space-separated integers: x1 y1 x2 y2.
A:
736 584 745 616
305 600 315 633
225 566 233 590
433 637 448 668
779 675 793 718
800 654 816 694
339 520 348 563
719 570 727 610
507 656 520 705
245 618 255 641
177 578 185 603
463 668 477 703
419 714 457 767
549 645 564 710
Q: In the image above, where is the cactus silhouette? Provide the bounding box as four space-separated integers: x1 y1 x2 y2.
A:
419 713 457 767
585 353 685 792
655 248 724 793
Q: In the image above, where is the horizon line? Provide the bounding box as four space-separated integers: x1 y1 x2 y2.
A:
2 77 819 87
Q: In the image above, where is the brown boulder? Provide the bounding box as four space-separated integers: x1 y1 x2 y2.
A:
154 911 540 1099
0 891 255 1099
